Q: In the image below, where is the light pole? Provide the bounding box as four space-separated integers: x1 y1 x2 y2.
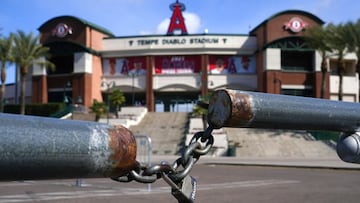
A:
101 80 115 124
63 81 71 101
64 95 82 120
63 81 72 118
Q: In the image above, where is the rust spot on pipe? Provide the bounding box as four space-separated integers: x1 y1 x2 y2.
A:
227 91 253 127
108 125 137 177
208 89 253 128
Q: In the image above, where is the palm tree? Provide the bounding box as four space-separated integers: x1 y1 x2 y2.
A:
109 89 126 118
89 99 108 122
326 23 350 101
344 20 360 73
304 25 332 98
0 34 14 112
344 19 360 101
12 30 54 114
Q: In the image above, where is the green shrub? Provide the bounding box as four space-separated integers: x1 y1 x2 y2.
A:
4 103 65 117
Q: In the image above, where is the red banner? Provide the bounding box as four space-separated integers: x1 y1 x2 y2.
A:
155 55 201 74
103 55 255 75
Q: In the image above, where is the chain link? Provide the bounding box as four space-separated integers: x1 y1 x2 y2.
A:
112 125 214 184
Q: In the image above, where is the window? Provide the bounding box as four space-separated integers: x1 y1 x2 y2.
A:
329 59 356 76
281 51 314 71
281 88 313 97
48 55 73 75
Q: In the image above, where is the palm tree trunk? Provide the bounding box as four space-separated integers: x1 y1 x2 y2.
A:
337 59 345 101
0 66 6 112
115 105 119 118
95 114 100 122
339 74 343 101
320 58 328 98
357 61 360 102
20 72 26 115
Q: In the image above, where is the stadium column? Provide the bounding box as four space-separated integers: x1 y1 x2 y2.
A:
146 56 155 112
73 52 97 107
31 57 48 103
201 54 209 97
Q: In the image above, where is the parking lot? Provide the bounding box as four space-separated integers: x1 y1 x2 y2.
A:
1 163 359 203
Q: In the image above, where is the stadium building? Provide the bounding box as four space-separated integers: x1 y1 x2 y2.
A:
9 1 359 112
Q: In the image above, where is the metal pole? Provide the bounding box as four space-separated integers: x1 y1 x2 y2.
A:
207 89 360 133
0 113 137 181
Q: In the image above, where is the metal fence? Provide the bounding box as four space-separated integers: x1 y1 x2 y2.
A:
134 135 152 192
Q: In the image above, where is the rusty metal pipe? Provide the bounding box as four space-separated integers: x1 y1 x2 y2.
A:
207 89 360 133
0 113 137 181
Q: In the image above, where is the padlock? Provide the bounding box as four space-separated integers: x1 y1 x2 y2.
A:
162 173 197 203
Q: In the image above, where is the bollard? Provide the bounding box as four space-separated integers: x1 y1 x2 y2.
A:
207 89 360 132
0 113 137 181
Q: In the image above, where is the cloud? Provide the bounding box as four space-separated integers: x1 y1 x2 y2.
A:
155 18 170 34
183 12 201 33
317 0 333 8
154 12 201 35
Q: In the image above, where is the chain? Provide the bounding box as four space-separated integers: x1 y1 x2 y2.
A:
111 125 214 184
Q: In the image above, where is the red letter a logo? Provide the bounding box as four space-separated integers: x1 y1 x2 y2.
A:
167 1 188 35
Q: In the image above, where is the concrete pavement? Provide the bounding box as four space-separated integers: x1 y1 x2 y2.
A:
151 155 360 170
2 164 359 203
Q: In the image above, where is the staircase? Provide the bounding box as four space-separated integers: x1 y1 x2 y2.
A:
99 106 147 128
225 128 337 158
185 117 229 156
129 112 189 155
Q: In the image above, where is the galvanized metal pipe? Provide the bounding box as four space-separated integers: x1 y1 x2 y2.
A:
207 89 360 133
0 113 137 181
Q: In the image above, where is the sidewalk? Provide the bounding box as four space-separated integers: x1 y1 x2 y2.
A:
151 155 360 170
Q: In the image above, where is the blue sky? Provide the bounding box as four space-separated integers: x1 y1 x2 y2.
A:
1 0 359 83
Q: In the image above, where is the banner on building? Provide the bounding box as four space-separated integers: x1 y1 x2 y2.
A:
209 55 256 74
103 57 147 76
155 55 201 74
103 55 256 75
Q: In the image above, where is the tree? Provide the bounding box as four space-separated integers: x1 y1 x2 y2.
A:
192 94 211 130
89 99 108 122
305 25 332 98
12 30 54 114
109 89 126 118
344 19 360 100
0 34 14 112
326 23 351 101
344 20 360 74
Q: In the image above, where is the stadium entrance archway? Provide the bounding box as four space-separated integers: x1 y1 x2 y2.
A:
154 92 200 112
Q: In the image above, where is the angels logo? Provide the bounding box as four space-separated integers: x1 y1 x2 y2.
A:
167 0 187 35
284 17 308 33
52 23 73 38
